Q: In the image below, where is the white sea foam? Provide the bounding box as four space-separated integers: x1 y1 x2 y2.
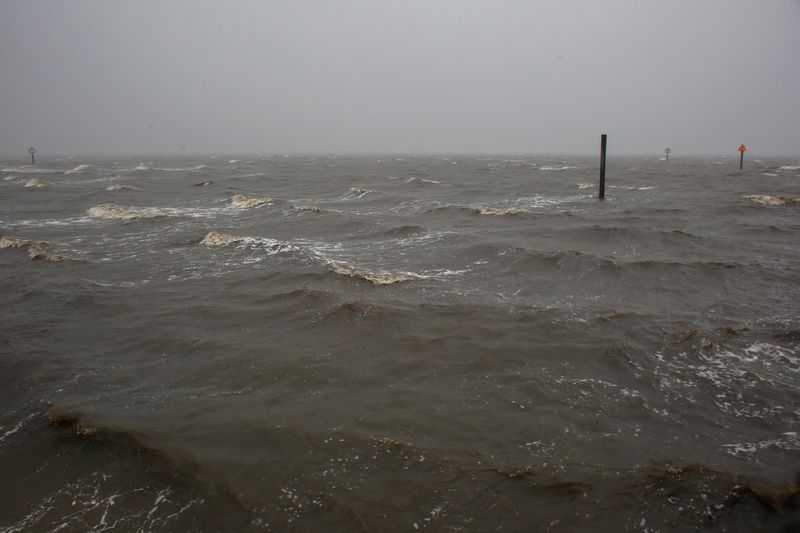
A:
341 187 375 199
65 164 93 174
1 166 61 174
476 207 527 216
779 165 800 171
106 184 142 191
723 432 799 457
540 165 578 171
24 178 47 188
88 204 164 220
230 194 273 208
745 195 800 206
326 261 418 285
577 182 594 189
200 231 299 255
0 235 71 261
154 164 207 172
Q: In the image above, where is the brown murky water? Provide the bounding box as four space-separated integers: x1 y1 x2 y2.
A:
1 155 799 531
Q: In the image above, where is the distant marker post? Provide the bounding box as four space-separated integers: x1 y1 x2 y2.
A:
664 147 671 161
738 144 747 170
599 134 607 199
28 147 36 165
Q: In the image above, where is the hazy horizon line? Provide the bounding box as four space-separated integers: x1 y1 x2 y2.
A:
2 151 798 159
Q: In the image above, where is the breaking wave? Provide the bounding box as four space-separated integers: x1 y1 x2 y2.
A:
291 205 328 214
326 262 418 285
88 204 166 220
230 194 273 208
106 184 142 191
341 187 375 200
25 178 47 188
0 235 71 262
745 195 800 206
199 231 297 254
539 165 578 171
65 164 93 174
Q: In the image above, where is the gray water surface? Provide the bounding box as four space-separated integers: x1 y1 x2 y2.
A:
1 155 799 531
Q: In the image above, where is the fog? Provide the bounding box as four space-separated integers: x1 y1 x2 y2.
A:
1 0 799 156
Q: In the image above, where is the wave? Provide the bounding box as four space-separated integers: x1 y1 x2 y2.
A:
341 187 375 200
25 177 47 188
779 165 800 171
478 207 528 216
64 164 93 174
3 175 18 181
406 177 440 184
326 261 418 285
106 184 142 191
199 231 297 254
0 235 72 262
577 182 594 189
379 225 426 238
745 195 800 206
198 230 455 285
230 194 273 208
1 166 61 174
291 204 328 214
154 165 207 172
539 165 578 171
192 180 214 187
425 205 529 217
88 204 165 220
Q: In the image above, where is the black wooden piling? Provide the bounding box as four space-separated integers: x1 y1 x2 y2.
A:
599 134 607 199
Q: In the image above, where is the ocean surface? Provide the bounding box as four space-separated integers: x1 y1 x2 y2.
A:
1 154 799 532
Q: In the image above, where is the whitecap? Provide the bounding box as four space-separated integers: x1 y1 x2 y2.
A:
341 187 375 199
745 195 800 206
88 204 163 220
539 165 578 171
230 194 273 208
476 207 527 216
326 261 418 285
406 177 440 184
779 165 800 171
24 178 47 188
199 231 297 254
64 164 93 174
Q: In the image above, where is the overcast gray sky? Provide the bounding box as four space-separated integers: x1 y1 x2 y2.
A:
1 0 799 155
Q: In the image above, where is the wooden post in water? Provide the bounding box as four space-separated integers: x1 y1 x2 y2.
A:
599 134 607 199
738 144 747 169
28 147 36 165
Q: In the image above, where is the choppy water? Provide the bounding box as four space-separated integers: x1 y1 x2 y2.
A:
1 154 799 531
